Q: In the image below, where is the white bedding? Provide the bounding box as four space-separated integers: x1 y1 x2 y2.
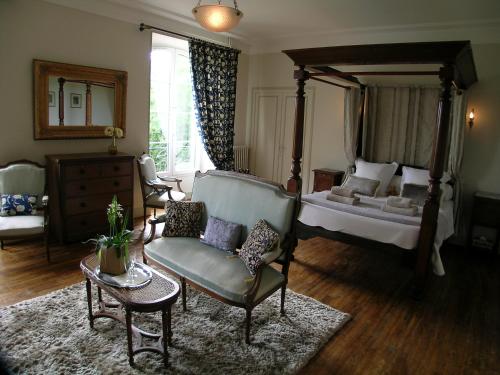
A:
298 191 455 276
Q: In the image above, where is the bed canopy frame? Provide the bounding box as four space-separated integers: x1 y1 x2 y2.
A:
283 41 478 292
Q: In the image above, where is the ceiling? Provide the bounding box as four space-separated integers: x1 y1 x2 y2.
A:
46 0 500 52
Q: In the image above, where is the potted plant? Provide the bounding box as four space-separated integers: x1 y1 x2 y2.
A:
90 195 132 275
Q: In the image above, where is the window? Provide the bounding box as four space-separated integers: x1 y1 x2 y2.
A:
149 34 212 174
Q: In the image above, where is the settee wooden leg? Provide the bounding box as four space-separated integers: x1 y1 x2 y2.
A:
153 208 157 218
245 308 252 344
0 240 4 250
181 278 187 311
280 285 286 315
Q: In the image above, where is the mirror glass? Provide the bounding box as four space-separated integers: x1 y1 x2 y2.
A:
47 77 115 127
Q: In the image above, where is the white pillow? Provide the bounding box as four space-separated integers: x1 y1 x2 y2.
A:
353 159 398 197
401 166 451 190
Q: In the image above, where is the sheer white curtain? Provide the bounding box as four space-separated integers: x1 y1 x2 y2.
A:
343 87 362 175
448 90 467 234
363 86 440 167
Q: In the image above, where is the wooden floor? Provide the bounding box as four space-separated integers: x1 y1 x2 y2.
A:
1 219 499 375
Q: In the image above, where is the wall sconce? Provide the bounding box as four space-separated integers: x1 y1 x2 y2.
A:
468 109 475 129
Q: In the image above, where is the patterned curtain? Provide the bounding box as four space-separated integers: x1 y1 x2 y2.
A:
189 38 240 171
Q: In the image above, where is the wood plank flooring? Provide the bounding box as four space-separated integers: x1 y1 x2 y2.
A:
1 220 499 375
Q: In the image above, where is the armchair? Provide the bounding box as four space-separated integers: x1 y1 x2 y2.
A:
0 160 50 261
137 153 186 227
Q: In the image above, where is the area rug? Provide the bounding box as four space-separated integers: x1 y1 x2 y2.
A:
0 283 350 374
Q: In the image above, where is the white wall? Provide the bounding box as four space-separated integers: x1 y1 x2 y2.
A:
0 0 150 217
246 53 347 192
0 0 249 217
461 43 500 241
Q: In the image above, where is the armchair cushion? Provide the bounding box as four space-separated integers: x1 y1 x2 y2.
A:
0 214 45 236
139 155 157 181
162 200 204 238
1 194 38 216
0 163 45 206
146 190 186 208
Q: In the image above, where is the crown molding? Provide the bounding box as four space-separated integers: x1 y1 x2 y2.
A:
248 18 500 54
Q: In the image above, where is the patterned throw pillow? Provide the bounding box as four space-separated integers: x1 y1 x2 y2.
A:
201 216 242 253
0 194 38 216
239 219 280 275
162 201 204 238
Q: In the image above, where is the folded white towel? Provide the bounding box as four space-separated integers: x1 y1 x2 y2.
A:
387 196 413 208
382 203 417 216
326 193 360 205
330 186 355 198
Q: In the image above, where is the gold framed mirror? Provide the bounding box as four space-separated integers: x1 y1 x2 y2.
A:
33 60 127 140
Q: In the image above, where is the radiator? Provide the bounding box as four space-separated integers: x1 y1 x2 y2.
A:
233 145 250 173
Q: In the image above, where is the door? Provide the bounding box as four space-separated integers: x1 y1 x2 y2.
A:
250 87 315 193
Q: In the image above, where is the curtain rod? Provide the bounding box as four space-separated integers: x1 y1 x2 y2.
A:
139 23 232 48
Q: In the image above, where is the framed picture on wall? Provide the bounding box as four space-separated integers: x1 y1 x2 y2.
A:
70 93 82 108
48 91 55 107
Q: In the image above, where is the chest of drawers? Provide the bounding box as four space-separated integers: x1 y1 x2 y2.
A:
46 153 134 243
312 168 345 192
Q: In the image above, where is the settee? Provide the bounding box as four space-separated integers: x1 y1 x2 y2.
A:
143 170 298 343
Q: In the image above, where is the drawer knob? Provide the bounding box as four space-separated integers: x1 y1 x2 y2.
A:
80 185 86 191
113 166 120 172
80 202 86 208
113 181 120 187
79 168 85 175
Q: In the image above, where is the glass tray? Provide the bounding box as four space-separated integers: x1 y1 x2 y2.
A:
95 262 153 289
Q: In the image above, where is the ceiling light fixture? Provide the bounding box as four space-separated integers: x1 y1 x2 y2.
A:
192 0 243 33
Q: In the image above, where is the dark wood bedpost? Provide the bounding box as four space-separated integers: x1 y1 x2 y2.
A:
355 86 366 158
287 65 310 193
414 65 454 293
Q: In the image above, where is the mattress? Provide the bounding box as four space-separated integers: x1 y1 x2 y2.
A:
298 191 455 276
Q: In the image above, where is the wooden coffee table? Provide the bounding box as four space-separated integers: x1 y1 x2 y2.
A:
80 254 180 367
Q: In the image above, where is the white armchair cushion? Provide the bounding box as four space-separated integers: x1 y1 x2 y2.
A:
139 155 158 181
146 190 186 207
0 214 45 237
0 164 45 207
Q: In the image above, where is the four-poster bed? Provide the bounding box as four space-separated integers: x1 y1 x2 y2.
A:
282 41 478 292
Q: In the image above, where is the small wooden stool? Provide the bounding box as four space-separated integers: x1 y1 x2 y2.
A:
80 254 180 367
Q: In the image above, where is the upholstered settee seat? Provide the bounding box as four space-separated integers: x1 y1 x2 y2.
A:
145 237 284 305
0 214 45 237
